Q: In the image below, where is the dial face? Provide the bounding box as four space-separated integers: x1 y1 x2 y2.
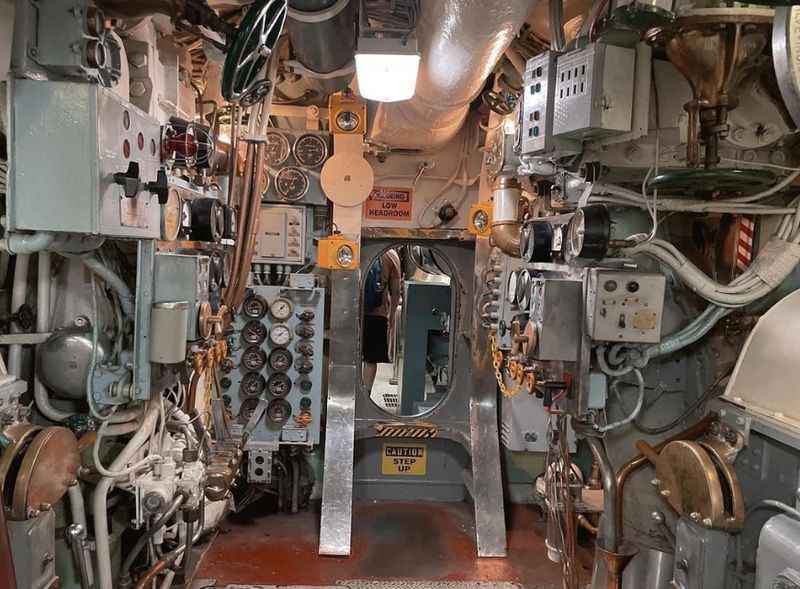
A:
269 347 293 372
269 323 292 347
243 295 268 319
242 320 267 345
293 134 328 168
506 271 519 304
565 209 586 261
270 297 293 321
240 372 266 397
266 398 292 423
265 131 291 167
238 398 260 423
275 166 310 201
242 346 267 371
295 324 315 339
161 188 182 241
335 110 360 132
517 270 532 310
267 373 292 398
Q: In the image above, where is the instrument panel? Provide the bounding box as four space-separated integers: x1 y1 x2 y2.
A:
262 129 331 206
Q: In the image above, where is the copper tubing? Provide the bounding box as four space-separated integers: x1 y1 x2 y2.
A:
578 514 599 535
224 140 256 309
490 176 522 257
615 413 716 537
491 222 522 257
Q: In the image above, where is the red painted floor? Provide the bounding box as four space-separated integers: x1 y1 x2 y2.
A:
196 500 590 587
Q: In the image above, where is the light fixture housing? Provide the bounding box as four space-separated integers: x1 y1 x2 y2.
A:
355 36 421 103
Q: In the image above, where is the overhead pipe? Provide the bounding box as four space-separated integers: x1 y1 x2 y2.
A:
368 0 536 151
491 176 522 257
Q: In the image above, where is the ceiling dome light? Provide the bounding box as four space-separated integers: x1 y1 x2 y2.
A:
355 36 421 103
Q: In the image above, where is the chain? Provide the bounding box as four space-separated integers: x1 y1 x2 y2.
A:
489 333 522 398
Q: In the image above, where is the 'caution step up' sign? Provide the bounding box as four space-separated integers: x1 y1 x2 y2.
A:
381 443 427 476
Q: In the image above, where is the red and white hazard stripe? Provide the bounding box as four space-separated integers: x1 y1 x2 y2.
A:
736 216 755 273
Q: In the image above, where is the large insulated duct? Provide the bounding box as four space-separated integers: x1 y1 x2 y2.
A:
368 0 535 151
287 0 356 93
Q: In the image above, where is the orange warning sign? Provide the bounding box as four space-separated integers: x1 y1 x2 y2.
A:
364 186 413 221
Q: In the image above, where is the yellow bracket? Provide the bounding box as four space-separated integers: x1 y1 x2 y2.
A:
317 234 360 270
467 203 493 237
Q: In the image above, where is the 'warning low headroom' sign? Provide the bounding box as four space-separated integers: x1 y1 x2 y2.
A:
364 186 413 221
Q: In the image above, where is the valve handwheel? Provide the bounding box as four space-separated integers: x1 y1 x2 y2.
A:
222 0 287 104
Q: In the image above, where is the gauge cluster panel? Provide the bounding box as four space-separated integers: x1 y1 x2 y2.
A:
253 204 307 265
227 283 325 447
263 129 331 206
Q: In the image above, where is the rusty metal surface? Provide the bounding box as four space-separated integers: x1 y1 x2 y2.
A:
198 502 572 586
11 427 79 520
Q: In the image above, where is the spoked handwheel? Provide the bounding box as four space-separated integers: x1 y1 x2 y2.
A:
222 0 287 105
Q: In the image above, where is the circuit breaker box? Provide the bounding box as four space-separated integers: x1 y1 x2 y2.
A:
9 79 163 238
587 270 666 343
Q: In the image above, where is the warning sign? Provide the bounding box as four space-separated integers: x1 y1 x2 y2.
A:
364 186 413 221
381 443 427 476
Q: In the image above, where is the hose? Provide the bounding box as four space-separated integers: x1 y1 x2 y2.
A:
80 255 135 317
595 368 645 433
119 491 188 585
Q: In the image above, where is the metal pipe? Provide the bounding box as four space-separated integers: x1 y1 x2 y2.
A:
586 436 618 552
80 256 135 317
1 232 56 254
93 399 160 589
66 524 92 589
8 253 30 377
491 177 522 257
369 0 536 150
33 252 74 422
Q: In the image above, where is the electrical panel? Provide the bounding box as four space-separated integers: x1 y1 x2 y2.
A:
263 129 330 206
587 270 666 344
520 52 579 157
153 253 211 341
529 278 583 361
9 80 163 238
253 205 307 265
227 282 325 447
553 43 635 140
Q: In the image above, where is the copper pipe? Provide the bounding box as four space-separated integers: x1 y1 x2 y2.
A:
491 222 521 257
224 141 256 309
615 413 716 537
578 514 599 535
490 176 522 257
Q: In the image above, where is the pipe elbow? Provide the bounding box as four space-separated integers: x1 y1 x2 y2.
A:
490 176 522 257
491 222 522 257
2 232 57 254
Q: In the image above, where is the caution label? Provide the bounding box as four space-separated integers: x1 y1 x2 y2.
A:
364 186 413 221
381 443 427 476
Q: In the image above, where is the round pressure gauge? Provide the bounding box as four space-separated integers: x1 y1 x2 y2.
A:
275 166 310 201
161 188 183 241
242 320 267 345
238 398 260 423
240 372 266 397
241 346 267 371
293 133 328 168
270 297 293 321
266 398 292 423
269 323 293 347
243 294 268 319
565 205 610 261
265 131 291 167
335 110 360 132
517 270 532 310
267 373 292 398
506 271 519 304
269 347 293 372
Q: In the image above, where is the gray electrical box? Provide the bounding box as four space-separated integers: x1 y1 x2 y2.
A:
521 51 580 157
587 270 666 344
553 43 635 140
253 205 307 265
529 278 583 361
9 79 162 238
153 253 211 340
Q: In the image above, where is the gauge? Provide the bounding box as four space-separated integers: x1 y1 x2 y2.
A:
295 324 314 339
506 271 519 304
275 166 310 202
243 294 268 319
238 398 260 423
266 398 292 423
269 347 293 372
565 205 610 261
295 358 313 374
564 208 585 262
267 373 292 398
242 320 267 345
259 167 270 195
240 372 266 397
161 188 182 241
335 110 360 132
293 133 328 168
265 131 291 167
517 270 532 310
270 297 293 321
269 323 293 347
180 199 193 233
241 346 267 371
